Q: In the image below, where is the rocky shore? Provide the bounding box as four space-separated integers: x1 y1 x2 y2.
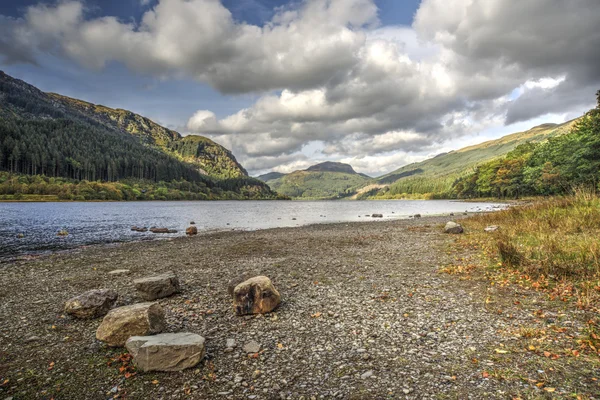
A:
0 216 597 399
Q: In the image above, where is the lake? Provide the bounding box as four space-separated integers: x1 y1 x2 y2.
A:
0 200 507 261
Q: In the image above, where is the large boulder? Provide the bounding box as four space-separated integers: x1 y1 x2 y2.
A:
227 272 259 296
444 221 464 234
125 332 206 372
64 289 118 319
186 226 198 236
134 271 180 301
232 276 281 315
96 302 165 347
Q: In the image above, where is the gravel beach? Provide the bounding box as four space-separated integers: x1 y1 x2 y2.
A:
0 216 597 399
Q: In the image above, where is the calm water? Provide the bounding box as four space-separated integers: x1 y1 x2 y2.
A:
0 200 506 261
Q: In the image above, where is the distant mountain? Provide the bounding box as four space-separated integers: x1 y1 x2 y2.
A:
260 161 371 199
0 71 276 200
257 171 286 182
368 119 579 198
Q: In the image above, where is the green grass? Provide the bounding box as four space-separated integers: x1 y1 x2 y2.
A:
462 188 600 307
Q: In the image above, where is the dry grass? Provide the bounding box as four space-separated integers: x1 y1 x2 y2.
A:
462 188 600 309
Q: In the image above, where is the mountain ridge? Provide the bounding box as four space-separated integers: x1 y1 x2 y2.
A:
0 70 275 200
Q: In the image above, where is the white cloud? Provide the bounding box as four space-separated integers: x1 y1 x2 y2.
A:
1 0 598 175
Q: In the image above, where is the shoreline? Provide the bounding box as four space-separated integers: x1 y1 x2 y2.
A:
0 213 479 265
0 214 596 399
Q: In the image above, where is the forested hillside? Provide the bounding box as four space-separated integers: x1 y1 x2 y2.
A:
367 118 578 199
0 71 277 200
451 91 600 198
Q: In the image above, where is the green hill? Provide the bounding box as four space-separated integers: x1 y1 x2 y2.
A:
261 162 371 199
0 71 276 200
370 120 578 199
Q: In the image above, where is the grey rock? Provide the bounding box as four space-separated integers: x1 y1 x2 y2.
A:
64 289 118 319
226 338 236 348
444 221 464 234
243 340 261 354
125 332 206 372
484 225 499 232
108 269 130 276
134 271 180 301
360 370 373 379
371 214 383 218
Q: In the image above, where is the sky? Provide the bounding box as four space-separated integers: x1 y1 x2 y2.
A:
1 0 599 177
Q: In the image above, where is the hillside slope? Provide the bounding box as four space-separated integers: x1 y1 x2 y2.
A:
261 162 371 199
0 71 275 200
48 93 247 179
371 120 578 198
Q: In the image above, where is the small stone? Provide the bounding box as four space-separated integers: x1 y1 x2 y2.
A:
252 370 261 379
371 214 383 218
226 338 236 348
243 340 261 354
360 370 373 379
126 332 206 372
484 225 499 232
64 289 118 319
108 269 130 276
234 375 244 384
186 226 198 236
444 221 464 234
133 271 180 301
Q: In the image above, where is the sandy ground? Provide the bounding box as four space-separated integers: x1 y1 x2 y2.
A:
0 216 598 399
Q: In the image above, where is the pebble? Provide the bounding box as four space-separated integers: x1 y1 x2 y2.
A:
360 370 373 379
243 340 261 353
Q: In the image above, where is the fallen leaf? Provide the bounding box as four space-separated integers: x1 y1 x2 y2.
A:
311 312 322 318
482 371 490 378
528 345 536 351
544 388 556 393
152 380 159 385
494 349 509 354
48 361 55 371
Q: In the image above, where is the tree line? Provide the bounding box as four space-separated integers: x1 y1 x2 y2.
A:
452 91 600 198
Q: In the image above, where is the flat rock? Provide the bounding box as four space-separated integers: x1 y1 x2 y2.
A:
484 225 500 232
125 332 205 372
96 302 165 347
233 276 281 315
242 340 261 354
134 271 180 301
444 221 464 234
371 214 383 218
64 289 118 319
108 269 130 276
